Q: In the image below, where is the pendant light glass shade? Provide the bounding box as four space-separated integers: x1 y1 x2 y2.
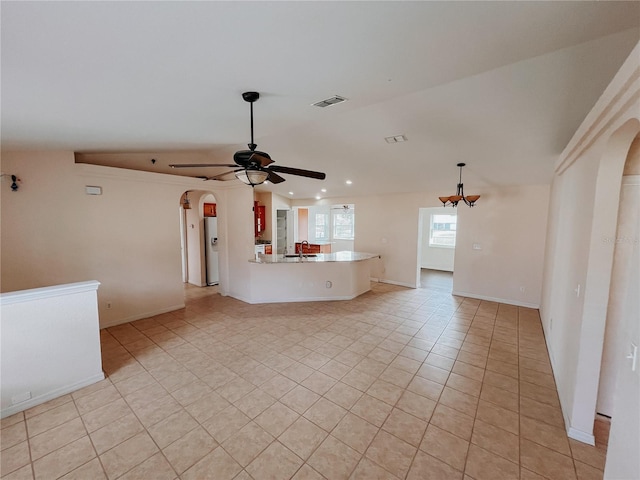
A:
235 169 269 186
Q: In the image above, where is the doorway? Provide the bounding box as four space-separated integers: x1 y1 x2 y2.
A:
597 134 640 421
276 210 288 254
418 207 457 290
179 190 219 289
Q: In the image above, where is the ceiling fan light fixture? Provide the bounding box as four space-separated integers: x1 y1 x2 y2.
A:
235 169 269 186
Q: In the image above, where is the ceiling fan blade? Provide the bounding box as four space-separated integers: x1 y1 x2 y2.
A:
269 165 326 180
208 170 238 181
250 152 274 167
266 171 286 184
169 163 237 168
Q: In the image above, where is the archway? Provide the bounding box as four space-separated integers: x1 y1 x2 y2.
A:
598 134 640 416
179 189 222 290
568 118 640 443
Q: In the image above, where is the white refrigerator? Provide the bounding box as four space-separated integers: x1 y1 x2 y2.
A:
204 217 220 286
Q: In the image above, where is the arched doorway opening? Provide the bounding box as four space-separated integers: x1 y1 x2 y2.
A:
179 189 221 295
570 119 639 447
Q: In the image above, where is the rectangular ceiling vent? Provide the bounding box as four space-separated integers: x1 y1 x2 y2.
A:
312 95 348 108
385 135 407 144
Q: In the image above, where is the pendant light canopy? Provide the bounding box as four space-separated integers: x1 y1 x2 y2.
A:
439 163 480 208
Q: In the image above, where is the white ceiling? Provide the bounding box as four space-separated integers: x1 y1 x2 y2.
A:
2 1 639 199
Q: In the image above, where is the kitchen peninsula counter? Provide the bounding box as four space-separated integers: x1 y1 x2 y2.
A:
251 251 379 264
245 251 380 304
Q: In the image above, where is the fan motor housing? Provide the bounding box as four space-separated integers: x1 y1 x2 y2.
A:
234 150 271 167
242 91 259 103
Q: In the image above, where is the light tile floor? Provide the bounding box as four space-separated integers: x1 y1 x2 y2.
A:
1 282 610 480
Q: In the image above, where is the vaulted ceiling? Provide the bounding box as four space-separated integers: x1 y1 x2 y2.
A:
2 1 639 199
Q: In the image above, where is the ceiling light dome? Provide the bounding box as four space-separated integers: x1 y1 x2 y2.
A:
235 168 269 186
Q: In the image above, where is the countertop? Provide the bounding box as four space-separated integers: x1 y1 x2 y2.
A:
250 251 380 264
295 241 334 245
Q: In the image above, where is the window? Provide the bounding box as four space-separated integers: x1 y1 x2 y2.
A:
429 214 457 247
314 213 329 241
332 208 355 240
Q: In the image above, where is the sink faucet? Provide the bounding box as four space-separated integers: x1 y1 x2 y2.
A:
299 241 309 258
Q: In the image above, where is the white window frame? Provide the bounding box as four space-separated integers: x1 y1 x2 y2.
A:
429 213 457 248
331 207 355 241
313 212 330 242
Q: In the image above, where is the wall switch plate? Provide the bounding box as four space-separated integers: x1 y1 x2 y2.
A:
627 343 638 372
473 243 482 250
85 185 102 195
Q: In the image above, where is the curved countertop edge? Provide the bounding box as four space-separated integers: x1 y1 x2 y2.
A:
249 251 380 264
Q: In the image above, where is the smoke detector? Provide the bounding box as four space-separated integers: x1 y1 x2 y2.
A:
312 95 348 108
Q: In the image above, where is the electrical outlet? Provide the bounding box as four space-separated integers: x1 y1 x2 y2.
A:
107 302 112 309
519 286 525 293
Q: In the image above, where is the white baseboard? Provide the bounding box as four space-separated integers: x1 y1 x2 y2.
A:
244 294 361 304
568 427 596 445
100 303 186 329
451 290 539 309
1 372 105 419
371 278 417 289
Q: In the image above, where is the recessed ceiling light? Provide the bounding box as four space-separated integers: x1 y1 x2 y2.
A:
346 180 352 185
288 191 294 195
315 195 321 200
321 188 327 193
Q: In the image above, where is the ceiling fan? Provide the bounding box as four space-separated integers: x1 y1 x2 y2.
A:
169 91 326 187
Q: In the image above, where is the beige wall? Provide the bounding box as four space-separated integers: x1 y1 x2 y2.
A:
453 184 550 307
0 151 247 327
540 40 639 462
1 150 551 324
294 186 549 305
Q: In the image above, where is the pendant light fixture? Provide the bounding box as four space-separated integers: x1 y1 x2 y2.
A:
439 163 480 207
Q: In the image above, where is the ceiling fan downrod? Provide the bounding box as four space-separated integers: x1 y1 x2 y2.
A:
242 91 260 152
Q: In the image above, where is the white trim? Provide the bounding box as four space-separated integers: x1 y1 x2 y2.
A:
1 372 105 419
373 278 418 289
555 41 640 175
568 427 596 446
243 294 362 304
622 174 640 186
0 281 100 305
100 303 185 329
451 290 539 309
76 162 246 192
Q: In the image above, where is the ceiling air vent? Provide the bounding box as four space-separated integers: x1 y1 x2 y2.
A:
385 135 407 144
312 95 348 108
